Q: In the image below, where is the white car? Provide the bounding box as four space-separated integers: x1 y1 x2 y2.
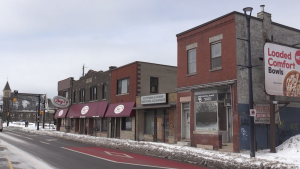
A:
0 119 3 132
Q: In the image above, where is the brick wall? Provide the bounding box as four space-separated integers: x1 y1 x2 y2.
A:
177 13 237 88
111 62 138 103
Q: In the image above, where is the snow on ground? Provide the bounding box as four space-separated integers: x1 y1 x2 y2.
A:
4 123 300 169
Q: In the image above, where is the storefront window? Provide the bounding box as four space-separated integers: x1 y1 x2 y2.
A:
195 102 218 130
145 110 154 134
101 118 107 131
61 118 66 127
95 118 100 131
121 117 132 131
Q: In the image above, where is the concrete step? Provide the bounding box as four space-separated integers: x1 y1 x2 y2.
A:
197 144 213 150
219 143 233 152
176 141 191 147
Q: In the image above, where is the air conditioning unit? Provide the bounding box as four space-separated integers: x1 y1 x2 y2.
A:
224 98 231 106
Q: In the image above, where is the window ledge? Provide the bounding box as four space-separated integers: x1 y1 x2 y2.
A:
193 130 223 135
209 67 223 72
116 93 129 96
186 72 197 77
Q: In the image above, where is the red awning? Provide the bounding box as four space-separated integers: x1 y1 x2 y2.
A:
105 102 135 117
67 101 108 118
54 108 69 118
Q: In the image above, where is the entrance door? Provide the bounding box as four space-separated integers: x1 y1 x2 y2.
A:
183 110 190 139
85 118 88 135
116 117 120 138
110 117 115 138
80 119 84 134
157 117 163 142
227 108 233 142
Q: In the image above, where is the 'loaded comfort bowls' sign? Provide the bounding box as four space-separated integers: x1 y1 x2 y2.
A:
51 96 70 108
141 94 166 104
265 43 300 97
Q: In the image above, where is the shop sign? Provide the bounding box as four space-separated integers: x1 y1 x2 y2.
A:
141 94 167 104
51 96 70 108
264 43 300 97
254 104 280 124
114 105 124 114
81 106 89 115
58 110 64 116
197 93 217 102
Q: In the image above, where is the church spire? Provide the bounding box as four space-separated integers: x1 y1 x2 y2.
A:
3 81 11 91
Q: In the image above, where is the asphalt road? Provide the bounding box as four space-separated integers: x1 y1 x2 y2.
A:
0 127 209 169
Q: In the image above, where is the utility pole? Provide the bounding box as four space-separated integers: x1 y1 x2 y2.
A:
37 95 40 130
82 64 87 76
42 98 46 129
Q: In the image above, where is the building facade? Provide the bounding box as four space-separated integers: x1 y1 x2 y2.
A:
176 7 300 152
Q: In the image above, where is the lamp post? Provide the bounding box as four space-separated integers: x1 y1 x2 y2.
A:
243 7 255 158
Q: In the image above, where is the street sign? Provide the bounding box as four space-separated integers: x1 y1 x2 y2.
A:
250 109 256 116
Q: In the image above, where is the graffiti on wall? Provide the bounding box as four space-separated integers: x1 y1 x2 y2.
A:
241 128 248 141
241 118 249 126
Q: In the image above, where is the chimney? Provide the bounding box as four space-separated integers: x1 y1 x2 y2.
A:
109 66 117 70
257 5 272 41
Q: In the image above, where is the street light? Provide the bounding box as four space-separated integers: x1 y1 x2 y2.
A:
243 7 255 158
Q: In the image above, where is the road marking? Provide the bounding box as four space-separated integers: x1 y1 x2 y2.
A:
40 141 49 145
25 137 33 140
104 151 133 158
62 147 177 169
5 153 13 169
45 139 57 141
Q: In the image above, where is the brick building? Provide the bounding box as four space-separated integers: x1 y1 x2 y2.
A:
176 6 300 152
106 61 177 142
56 68 113 137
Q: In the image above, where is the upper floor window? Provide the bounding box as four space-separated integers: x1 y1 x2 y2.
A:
73 91 76 103
150 77 158 93
79 89 85 102
102 84 107 99
90 86 97 101
117 78 129 94
211 42 222 69
63 91 68 99
188 48 196 74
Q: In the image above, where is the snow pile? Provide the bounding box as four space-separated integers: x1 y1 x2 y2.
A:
277 135 300 153
19 127 300 169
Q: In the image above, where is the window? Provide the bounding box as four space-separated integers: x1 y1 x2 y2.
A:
73 91 76 103
63 90 68 99
102 84 107 99
79 89 85 102
102 118 107 131
150 77 158 93
144 110 154 134
90 86 97 101
211 42 221 69
117 78 129 94
188 48 196 74
195 102 218 130
95 118 100 131
71 119 74 130
121 117 132 131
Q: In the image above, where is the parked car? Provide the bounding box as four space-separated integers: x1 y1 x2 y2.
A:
0 119 3 132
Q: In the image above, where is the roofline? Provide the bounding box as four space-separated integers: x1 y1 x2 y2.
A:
177 11 300 37
112 61 177 71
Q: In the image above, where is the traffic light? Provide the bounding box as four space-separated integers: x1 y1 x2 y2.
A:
7 112 9 115
13 98 17 102
14 90 18 94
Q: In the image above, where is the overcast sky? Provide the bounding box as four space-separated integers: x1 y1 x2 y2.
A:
1 0 300 98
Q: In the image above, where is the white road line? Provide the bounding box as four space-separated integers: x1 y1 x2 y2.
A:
40 141 50 145
62 147 177 169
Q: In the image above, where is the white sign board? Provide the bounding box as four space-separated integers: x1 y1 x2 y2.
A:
141 94 166 105
51 96 70 108
264 43 300 97
254 104 280 124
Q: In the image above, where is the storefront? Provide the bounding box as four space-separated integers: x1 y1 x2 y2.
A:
54 108 69 132
134 93 177 144
190 87 232 150
67 101 108 136
105 102 135 140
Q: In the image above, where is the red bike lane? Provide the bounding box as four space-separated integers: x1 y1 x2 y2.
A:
63 146 210 169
